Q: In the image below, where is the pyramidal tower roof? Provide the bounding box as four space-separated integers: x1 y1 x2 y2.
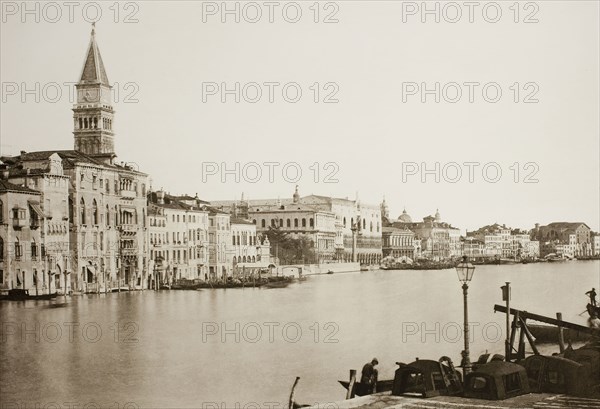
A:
79 23 110 85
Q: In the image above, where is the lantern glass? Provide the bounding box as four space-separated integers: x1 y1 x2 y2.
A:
455 256 476 284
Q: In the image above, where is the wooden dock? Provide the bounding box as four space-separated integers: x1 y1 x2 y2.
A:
306 392 600 409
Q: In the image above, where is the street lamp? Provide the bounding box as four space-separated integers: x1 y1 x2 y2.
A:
455 255 475 376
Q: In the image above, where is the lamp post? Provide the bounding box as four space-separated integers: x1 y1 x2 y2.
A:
455 255 475 376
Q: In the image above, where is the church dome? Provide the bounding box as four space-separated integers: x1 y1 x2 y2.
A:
398 209 412 223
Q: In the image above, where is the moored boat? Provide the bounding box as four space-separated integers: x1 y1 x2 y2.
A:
0 289 59 301
528 323 595 343
338 379 394 396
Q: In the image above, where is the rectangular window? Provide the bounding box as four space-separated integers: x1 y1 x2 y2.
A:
0 270 3 284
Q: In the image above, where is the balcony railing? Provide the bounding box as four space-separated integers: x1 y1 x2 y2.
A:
119 224 138 234
120 189 137 199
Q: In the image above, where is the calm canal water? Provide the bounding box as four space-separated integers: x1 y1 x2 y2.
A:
1 261 599 408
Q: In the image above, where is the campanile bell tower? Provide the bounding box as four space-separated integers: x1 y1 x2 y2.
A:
73 24 116 164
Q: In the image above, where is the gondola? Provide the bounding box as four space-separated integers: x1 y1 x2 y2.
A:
338 379 394 396
588 303 600 318
0 289 58 301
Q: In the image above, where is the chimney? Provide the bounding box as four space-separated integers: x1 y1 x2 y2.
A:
157 190 165 205
20 150 26 156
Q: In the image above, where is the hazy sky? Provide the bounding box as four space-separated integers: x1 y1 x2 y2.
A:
1 1 599 232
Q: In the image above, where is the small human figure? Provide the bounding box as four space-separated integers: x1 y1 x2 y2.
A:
360 358 379 394
586 288 597 306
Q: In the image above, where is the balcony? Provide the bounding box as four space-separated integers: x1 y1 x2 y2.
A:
118 224 138 235
120 248 138 256
13 218 28 229
120 189 137 199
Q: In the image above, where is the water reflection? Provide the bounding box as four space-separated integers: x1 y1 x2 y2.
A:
1 261 598 408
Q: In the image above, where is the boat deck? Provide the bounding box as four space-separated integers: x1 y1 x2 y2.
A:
307 392 600 409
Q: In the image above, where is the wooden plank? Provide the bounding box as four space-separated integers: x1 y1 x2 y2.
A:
494 305 600 337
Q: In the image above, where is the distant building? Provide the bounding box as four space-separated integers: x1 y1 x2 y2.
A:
147 190 209 285
531 222 592 257
591 232 600 256
0 181 44 292
390 209 460 261
211 186 382 264
468 223 539 260
381 226 420 259
208 207 232 280
230 218 274 274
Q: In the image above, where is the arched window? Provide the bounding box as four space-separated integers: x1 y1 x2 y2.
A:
114 205 119 225
242 256 246 263
92 200 98 225
363 219 366 229
100 232 104 251
0 236 3 261
253 219 256 224
261 219 266 228
279 219 283 227
0 200 3 223
237 234 241 245
377 222 380 232
31 240 37 260
232 235 236 245
294 219 298 227
106 205 110 225
233 256 237 264
302 218 306 227
80 198 86 224
370 221 373 232
310 218 314 227
252 256 255 263
286 219 291 228
351 218 354 227
343 217 346 227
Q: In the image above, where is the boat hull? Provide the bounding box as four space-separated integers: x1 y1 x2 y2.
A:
528 323 594 343
338 379 394 396
1 289 59 301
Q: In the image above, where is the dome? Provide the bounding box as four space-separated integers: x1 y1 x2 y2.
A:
398 209 412 223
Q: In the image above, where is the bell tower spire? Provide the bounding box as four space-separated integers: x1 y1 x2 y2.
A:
73 24 116 164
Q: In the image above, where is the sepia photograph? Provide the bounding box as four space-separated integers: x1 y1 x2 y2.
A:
0 1 599 408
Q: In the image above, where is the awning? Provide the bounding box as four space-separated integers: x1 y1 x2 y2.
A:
28 201 48 219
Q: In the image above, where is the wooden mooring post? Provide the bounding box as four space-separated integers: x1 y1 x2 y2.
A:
557 312 565 353
288 376 300 409
346 369 357 399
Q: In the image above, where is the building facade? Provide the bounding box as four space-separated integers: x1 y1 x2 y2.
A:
1 27 149 292
212 187 383 265
531 222 592 258
381 226 420 259
390 209 460 261
147 190 209 285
